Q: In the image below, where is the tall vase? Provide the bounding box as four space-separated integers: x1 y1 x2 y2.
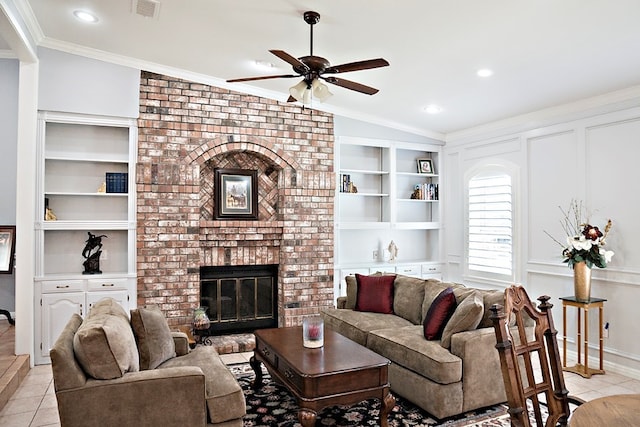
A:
573 261 592 302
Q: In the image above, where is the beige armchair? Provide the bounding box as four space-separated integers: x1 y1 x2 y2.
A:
50 299 245 426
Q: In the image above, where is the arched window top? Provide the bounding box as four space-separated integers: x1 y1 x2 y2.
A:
466 164 515 282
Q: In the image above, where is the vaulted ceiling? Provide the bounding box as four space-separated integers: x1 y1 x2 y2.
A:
3 0 640 137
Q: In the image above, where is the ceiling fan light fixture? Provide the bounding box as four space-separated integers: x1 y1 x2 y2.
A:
312 79 333 102
289 80 310 103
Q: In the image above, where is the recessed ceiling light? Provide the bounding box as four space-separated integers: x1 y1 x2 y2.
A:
423 105 443 114
254 60 275 69
477 68 494 77
73 10 99 23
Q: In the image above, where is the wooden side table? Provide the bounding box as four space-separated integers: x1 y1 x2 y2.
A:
560 296 606 378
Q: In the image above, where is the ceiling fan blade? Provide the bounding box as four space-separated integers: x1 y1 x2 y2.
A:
226 74 299 83
269 50 310 72
323 77 379 95
324 58 389 74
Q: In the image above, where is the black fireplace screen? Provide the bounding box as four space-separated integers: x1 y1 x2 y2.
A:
200 264 278 334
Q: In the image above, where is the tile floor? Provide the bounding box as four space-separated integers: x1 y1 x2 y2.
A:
2 326 640 426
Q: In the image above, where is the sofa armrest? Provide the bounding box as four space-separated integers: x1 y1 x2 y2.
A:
336 296 347 309
450 327 507 411
56 366 207 426
172 330 191 356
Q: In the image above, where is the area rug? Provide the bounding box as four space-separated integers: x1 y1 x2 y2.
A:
230 363 514 426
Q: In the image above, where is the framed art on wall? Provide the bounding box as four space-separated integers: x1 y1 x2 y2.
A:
0 226 16 274
214 169 258 220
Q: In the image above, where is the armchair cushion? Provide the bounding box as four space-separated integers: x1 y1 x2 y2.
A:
73 310 140 380
159 346 246 424
130 305 176 370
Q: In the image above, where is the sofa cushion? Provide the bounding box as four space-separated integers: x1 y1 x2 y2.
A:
440 291 484 348
423 287 457 340
477 289 506 328
158 346 246 424
130 305 176 370
321 308 413 346
73 310 140 380
345 275 358 309
367 325 462 385
393 275 427 325
355 274 396 314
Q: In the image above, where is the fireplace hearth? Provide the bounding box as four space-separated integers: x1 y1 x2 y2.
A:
199 264 278 335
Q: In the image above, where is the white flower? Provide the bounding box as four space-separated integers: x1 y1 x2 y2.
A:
600 248 615 263
568 235 593 252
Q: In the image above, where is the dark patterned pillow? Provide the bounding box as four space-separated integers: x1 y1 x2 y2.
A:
423 287 457 340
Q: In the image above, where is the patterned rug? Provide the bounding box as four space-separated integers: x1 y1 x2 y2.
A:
230 363 514 426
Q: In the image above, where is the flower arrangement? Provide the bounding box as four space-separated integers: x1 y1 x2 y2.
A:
545 200 614 269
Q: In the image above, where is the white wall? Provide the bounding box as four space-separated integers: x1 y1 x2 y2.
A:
38 48 140 119
444 101 640 378
334 116 443 145
0 58 19 312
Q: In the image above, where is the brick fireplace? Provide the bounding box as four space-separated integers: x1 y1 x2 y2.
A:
136 71 335 330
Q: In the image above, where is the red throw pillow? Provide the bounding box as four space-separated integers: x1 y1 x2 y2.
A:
423 287 457 340
354 274 396 314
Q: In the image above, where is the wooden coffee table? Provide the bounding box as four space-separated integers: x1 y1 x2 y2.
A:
251 326 395 427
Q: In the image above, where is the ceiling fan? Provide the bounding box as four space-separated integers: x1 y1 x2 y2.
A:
226 11 389 104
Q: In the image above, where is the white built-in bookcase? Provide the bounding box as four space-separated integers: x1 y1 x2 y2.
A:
334 137 442 301
34 111 137 364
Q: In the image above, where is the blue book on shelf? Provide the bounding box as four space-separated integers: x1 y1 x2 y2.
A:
106 172 128 193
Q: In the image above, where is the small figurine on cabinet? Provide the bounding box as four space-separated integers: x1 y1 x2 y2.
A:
82 232 107 275
388 240 398 262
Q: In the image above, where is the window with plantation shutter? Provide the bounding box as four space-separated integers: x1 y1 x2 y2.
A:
468 172 513 277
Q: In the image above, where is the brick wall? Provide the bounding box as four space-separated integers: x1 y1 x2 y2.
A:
137 71 335 328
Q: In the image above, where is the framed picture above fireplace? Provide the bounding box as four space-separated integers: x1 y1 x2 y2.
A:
214 168 258 220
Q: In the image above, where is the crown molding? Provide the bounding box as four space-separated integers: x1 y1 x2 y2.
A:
39 37 444 141
446 85 640 145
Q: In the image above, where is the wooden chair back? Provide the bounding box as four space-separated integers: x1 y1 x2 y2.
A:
490 285 571 427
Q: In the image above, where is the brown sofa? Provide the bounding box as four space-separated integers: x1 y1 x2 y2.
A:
50 299 245 426
321 274 507 419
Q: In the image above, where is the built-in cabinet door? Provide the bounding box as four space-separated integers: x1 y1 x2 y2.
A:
86 290 129 314
40 292 84 359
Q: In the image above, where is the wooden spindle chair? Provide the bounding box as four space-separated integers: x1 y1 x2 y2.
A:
490 285 581 427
